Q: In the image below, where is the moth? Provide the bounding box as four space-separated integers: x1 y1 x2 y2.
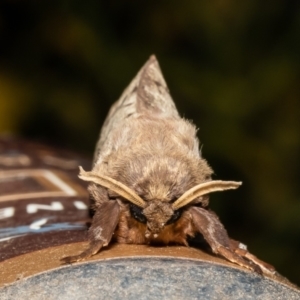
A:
62 55 274 275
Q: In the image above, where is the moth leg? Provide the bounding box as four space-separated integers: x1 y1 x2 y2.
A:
188 206 262 274
61 200 120 263
229 239 275 275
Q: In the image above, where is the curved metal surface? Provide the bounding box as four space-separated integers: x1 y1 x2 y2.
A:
1 257 300 300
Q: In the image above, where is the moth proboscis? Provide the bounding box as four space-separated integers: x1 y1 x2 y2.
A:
62 55 275 275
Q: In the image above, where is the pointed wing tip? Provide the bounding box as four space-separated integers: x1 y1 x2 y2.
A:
149 54 157 61
144 54 159 70
144 54 161 71
135 55 160 79
138 54 166 88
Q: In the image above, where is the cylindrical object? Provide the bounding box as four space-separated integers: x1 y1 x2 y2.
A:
0 137 299 299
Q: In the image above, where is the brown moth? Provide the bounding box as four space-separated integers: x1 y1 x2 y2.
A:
62 55 274 275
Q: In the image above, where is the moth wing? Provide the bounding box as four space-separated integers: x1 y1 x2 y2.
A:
93 55 179 164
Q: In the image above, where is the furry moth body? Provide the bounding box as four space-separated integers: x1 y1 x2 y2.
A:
62 56 274 275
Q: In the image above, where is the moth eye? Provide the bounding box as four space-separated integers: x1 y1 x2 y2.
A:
129 203 147 223
166 209 182 225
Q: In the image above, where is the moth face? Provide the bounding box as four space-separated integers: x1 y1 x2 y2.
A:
129 201 178 237
142 201 175 237
79 168 241 238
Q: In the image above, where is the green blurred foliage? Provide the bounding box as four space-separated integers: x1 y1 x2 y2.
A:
0 0 299 285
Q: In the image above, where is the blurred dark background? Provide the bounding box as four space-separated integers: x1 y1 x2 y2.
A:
0 1 299 285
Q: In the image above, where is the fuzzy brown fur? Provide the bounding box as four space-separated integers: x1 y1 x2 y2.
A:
61 56 275 276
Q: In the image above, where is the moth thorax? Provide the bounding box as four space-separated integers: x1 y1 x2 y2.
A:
142 201 174 238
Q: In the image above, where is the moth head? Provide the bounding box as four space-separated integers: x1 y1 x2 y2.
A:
141 180 242 238
142 201 174 238
78 167 241 238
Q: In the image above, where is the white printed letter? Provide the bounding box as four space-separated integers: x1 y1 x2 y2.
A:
27 201 63 214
